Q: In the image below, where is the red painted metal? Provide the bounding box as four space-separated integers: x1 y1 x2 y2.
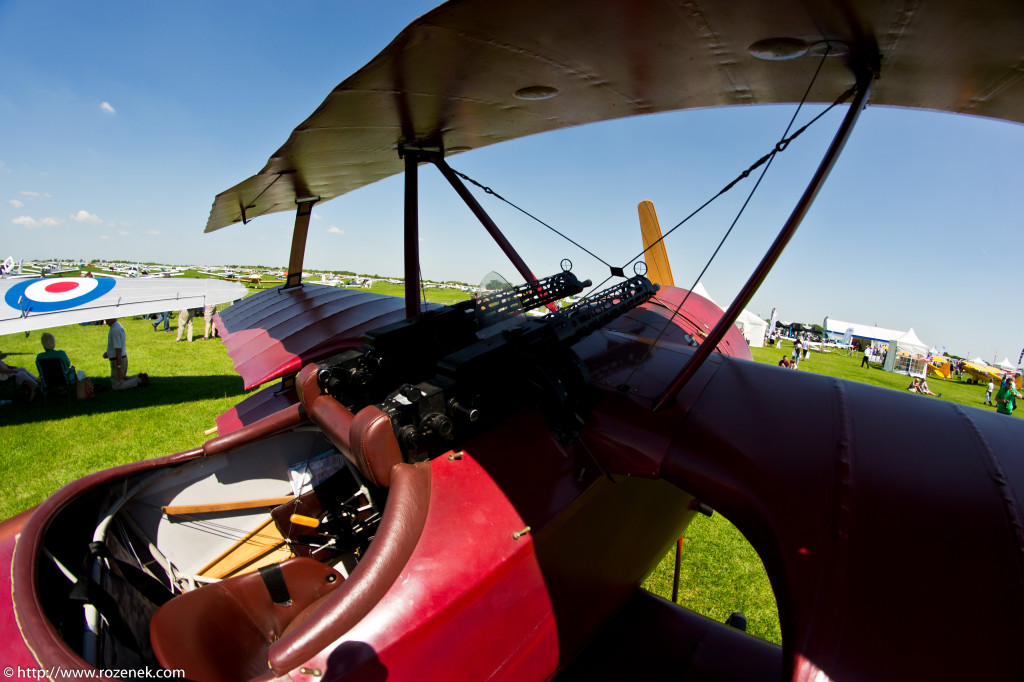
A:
0 510 40 671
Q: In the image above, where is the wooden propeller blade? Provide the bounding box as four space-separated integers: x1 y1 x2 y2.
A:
638 200 675 287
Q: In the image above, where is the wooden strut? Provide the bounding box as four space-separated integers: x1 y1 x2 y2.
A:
654 74 874 411
197 515 292 579
161 495 294 516
285 199 318 289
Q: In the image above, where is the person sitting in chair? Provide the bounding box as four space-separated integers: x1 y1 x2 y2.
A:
0 356 40 402
36 332 78 386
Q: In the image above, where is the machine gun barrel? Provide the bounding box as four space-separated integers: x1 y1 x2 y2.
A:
549 276 658 345
476 270 590 327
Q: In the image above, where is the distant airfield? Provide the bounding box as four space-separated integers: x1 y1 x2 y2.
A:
1 257 475 293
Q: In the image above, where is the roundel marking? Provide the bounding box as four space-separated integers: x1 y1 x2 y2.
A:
4 277 116 313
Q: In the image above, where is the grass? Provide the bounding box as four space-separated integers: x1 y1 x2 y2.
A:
3 309 1010 648
0 315 258 518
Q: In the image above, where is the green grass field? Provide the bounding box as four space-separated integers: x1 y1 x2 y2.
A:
0 308 1012 647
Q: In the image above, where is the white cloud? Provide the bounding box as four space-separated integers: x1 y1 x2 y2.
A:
100 102 116 114
20 190 40 197
70 210 102 224
117 230 130 236
327 226 344 234
9 199 23 208
313 213 323 220
147 229 160 235
99 235 110 240
12 215 63 229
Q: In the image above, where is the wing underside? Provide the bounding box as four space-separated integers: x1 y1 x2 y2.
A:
0 278 247 335
206 0 1024 233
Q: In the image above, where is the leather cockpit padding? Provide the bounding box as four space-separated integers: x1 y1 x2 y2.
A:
296 363 404 488
149 557 342 682
268 461 431 675
350 405 403 488
297 363 354 455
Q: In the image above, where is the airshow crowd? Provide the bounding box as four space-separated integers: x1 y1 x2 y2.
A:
1 306 218 404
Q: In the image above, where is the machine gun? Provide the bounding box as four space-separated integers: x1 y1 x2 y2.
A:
315 269 590 410
317 271 658 461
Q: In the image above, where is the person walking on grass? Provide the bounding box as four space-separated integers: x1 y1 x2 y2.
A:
985 379 995 406
103 319 148 390
176 307 194 342
995 375 1021 416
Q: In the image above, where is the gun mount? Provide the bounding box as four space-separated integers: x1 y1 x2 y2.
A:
316 272 658 461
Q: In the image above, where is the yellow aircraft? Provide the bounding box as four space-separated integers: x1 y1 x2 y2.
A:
961 360 1007 385
926 357 952 379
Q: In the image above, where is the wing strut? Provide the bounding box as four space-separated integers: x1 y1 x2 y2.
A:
402 147 422 318
285 200 318 288
431 158 543 291
654 73 873 410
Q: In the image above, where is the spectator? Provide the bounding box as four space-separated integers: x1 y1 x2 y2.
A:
176 308 194 343
918 378 941 397
203 304 218 341
36 332 78 386
152 311 172 332
995 376 1021 416
0 356 40 402
103 319 148 390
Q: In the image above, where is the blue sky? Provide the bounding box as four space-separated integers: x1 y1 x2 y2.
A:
3 1 1022 361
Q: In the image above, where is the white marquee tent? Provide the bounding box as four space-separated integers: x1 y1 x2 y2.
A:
691 281 767 347
736 309 768 347
823 318 903 344
892 328 928 357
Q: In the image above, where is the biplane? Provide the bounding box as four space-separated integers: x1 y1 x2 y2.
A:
2 1 1023 681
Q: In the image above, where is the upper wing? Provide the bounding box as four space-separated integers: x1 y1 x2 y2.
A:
206 0 1024 232
0 277 248 335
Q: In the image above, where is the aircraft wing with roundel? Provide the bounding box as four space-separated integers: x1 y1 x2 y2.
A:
0 277 248 335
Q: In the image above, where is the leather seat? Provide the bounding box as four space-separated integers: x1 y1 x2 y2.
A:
149 558 342 682
150 365 429 679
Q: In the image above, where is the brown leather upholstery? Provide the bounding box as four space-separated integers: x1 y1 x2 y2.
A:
150 557 343 682
203 402 306 457
349 405 403 488
268 461 431 675
296 363 403 488
297 364 353 453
